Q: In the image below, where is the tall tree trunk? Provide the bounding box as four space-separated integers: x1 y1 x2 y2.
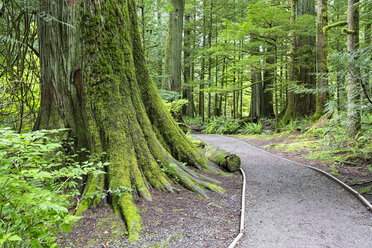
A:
364 23 371 96
312 0 328 121
346 0 361 135
263 46 274 118
207 1 213 119
36 0 221 241
163 0 184 92
250 41 262 121
183 13 194 117
156 0 163 80
295 0 316 116
282 0 297 124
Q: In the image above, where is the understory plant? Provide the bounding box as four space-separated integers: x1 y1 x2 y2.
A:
203 116 240 134
0 128 105 247
239 122 263 134
306 113 372 163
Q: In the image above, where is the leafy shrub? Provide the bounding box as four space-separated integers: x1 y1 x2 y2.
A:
239 122 263 134
164 98 189 114
0 128 105 247
203 116 240 134
278 118 309 134
184 116 203 125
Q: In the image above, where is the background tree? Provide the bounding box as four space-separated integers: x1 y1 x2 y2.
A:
312 0 328 120
163 0 185 92
346 0 360 135
0 0 40 132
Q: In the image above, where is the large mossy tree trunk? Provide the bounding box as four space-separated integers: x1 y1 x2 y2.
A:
35 0 221 241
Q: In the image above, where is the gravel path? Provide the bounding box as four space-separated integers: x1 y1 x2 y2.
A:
195 134 372 248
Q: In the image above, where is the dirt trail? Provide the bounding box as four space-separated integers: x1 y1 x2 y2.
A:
195 134 372 248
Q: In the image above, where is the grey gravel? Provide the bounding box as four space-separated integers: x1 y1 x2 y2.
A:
195 134 372 248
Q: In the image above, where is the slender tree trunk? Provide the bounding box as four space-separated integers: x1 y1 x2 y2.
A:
183 13 193 117
156 0 163 80
313 0 328 121
220 56 226 116
274 46 278 127
250 41 262 121
282 0 297 124
36 0 221 241
364 24 371 95
347 0 361 135
263 46 274 118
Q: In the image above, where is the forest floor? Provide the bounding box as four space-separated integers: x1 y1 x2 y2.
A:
57 165 241 247
57 131 371 247
234 132 372 204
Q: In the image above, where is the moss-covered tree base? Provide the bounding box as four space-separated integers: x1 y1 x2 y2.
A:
36 0 223 241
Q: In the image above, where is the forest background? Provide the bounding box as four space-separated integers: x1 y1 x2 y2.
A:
0 0 371 246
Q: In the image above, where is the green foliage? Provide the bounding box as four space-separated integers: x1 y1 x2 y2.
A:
158 90 181 102
306 113 372 163
239 122 263 134
203 116 240 134
0 128 105 247
184 116 203 125
164 99 189 114
278 119 310 134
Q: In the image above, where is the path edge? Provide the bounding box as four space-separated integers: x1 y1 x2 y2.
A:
227 168 246 248
230 136 372 212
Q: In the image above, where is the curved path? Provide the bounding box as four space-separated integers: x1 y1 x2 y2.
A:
195 134 372 248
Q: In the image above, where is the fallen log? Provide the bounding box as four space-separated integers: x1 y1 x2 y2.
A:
204 145 241 172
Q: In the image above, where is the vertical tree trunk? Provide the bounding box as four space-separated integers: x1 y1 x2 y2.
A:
263 46 274 118
364 23 371 95
183 13 194 117
347 0 361 135
156 0 163 79
36 0 221 241
250 40 262 121
295 0 316 116
163 0 184 92
313 0 328 121
282 0 297 124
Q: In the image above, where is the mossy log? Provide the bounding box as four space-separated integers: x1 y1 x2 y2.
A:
205 145 241 172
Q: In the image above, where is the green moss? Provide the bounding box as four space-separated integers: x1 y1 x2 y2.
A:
264 140 321 152
341 28 355 35
323 21 347 33
76 0 225 242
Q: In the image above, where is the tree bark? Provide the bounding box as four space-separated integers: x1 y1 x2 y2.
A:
282 0 316 124
183 13 194 117
163 0 184 92
312 0 328 121
282 0 297 124
263 46 275 118
36 0 221 241
346 0 361 135
295 0 316 116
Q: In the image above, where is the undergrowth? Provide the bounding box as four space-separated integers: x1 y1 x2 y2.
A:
0 128 105 247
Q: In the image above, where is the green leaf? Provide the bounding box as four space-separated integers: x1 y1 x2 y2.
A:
8 235 22 241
